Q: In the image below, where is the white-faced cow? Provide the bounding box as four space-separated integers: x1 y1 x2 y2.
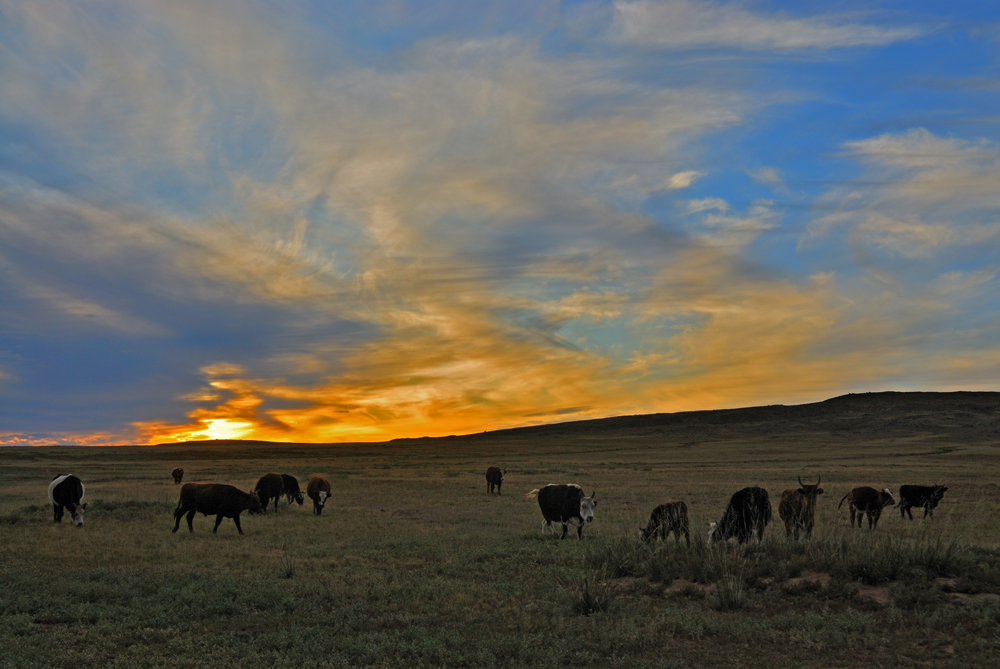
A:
778 475 824 540
172 483 262 535
48 474 87 527
898 484 948 520
639 501 690 547
281 474 305 506
306 476 331 516
253 473 285 513
525 484 596 540
708 486 771 544
485 466 506 495
172 468 184 484
838 486 895 529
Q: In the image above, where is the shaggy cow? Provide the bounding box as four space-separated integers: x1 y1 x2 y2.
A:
48 474 87 527
898 484 948 520
172 483 262 535
172 468 184 484
778 475 824 540
639 501 690 547
708 486 772 544
485 466 506 495
306 476 332 516
281 474 305 506
838 486 895 529
525 484 596 540
253 473 285 513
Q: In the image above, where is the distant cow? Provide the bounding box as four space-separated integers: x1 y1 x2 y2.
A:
48 474 87 527
306 476 332 516
254 473 285 513
525 484 596 540
281 474 305 506
839 486 895 529
708 486 771 544
639 501 690 547
778 475 824 540
898 484 948 520
485 466 506 495
172 468 184 485
171 483 262 535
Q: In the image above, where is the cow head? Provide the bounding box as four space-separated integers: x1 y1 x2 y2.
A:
316 490 329 508
294 491 306 505
247 491 263 514
880 488 896 508
69 502 88 527
797 475 824 507
580 491 596 523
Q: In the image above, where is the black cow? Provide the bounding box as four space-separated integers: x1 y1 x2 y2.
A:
898 484 948 520
838 486 895 529
709 486 772 544
306 476 331 516
525 484 596 540
639 501 690 546
281 474 305 506
48 475 87 527
778 475 824 540
485 466 506 495
172 468 184 484
253 473 285 513
172 483 262 535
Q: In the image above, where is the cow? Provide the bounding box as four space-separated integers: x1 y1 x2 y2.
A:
306 476 332 516
253 473 285 513
171 483 262 535
172 468 184 485
708 486 771 544
48 475 87 527
525 484 596 540
778 475 824 540
485 466 507 495
281 474 306 506
639 501 690 547
898 484 948 520
838 486 895 529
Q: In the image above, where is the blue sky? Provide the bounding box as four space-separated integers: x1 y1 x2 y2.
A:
2 0 1000 445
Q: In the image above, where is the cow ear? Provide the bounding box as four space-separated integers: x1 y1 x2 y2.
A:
82 502 88 510
816 488 824 494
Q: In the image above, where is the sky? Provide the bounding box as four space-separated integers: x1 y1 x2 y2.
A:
2 1 1000 446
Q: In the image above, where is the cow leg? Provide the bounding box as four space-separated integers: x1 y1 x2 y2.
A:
272 497 278 513
577 524 584 540
924 505 931 519
172 505 185 533
497 482 501 495
53 504 62 523
541 520 548 536
213 514 225 533
186 509 196 532
232 514 244 535
560 523 568 540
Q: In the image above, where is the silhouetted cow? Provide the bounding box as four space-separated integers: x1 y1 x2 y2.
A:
778 475 824 540
639 501 690 547
708 486 771 544
172 483 262 535
839 486 895 529
306 476 331 516
281 474 305 506
485 466 506 495
898 484 948 520
525 484 596 540
48 475 87 527
254 473 285 513
172 468 184 485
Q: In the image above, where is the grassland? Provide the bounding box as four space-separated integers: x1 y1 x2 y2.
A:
2 392 1000 667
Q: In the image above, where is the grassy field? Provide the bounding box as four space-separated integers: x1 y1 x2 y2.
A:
3 395 1000 667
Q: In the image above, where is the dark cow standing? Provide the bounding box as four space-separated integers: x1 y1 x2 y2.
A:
48 475 87 527
306 476 332 516
172 468 184 484
839 486 895 529
526 484 596 540
172 483 262 535
254 473 285 513
778 476 824 540
281 474 305 506
639 501 690 547
709 486 772 544
485 466 506 495
898 484 948 520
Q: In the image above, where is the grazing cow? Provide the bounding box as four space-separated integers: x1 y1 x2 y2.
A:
838 486 895 529
708 486 772 544
306 476 332 516
639 501 690 547
172 468 184 484
281 474 305 506
778 475 824 540
253 473 285 513
48 475 87 527
898 484 948 520
525 484 597 540
171 483 262 535
485 466 507 495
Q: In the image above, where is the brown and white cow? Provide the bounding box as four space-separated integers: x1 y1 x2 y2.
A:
485 466 506 495
172 468 184 484
48 475 87 527
306 476 332 516
778 475 824 540
838 486 895 529
171 483 262 535
639 501 690 547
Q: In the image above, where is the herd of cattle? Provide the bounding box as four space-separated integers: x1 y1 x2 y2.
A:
45 467 949 544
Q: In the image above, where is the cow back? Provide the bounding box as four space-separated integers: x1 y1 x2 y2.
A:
254 473 284 498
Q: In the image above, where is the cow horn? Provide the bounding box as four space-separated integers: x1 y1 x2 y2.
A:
815 475 821 487
798 475 804 488
590 491 596 499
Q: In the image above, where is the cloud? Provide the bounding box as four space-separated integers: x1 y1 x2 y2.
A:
664 170 706 189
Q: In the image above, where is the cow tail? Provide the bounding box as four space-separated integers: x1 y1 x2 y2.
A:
838 493 849 510
525 489 540 500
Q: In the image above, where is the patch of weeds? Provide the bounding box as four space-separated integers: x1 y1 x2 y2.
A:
781 578 824 597
279 552 296 579
570 571 616 616
889 580 944 610
714 574 747 611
